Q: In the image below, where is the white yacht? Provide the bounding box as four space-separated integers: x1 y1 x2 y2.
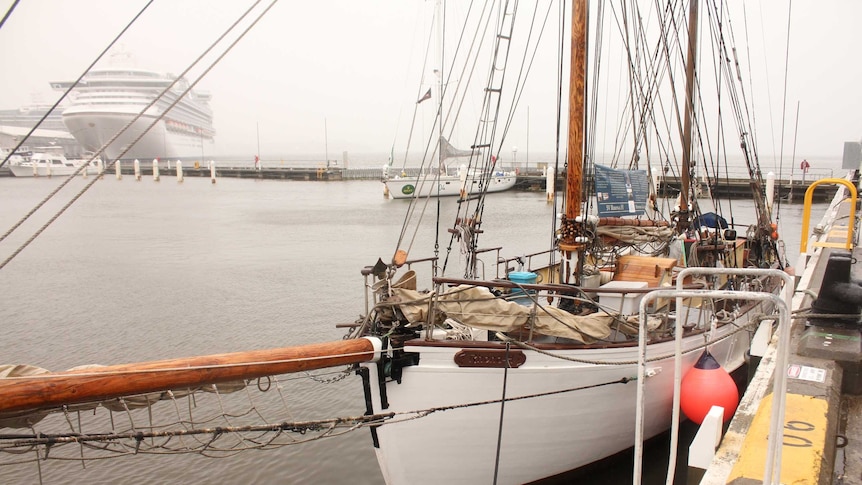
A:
8 147 93 177
52 58 215 161
384 166 518 199
384 137 518 199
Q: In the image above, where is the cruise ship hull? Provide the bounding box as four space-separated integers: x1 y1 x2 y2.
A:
63 111 214 161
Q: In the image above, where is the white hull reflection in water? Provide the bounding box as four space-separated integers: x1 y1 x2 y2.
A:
0 178 822 484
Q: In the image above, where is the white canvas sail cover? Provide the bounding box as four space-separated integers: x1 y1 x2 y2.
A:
390 285 616 343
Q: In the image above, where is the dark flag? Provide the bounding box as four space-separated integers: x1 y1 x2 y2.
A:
416 88 432 104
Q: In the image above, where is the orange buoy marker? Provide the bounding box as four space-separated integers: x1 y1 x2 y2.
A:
680 350 739 424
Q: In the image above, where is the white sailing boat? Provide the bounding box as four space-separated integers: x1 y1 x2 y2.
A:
350 1 788 483
382 1 517 200
384 136 517 199
0 2 791 484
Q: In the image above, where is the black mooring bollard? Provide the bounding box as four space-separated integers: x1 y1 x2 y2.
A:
808 250 862 328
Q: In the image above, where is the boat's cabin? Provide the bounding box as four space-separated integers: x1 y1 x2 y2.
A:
29 153 75 167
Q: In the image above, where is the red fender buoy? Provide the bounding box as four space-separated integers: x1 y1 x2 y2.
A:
680 350 739 424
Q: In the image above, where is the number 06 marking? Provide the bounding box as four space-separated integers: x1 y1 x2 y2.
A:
785 420 815 432
784 420 815 447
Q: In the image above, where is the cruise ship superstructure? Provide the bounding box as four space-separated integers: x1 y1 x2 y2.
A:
52 66 215 161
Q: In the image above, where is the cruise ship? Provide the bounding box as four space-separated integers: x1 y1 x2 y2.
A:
0 102 67 132
52 64 215 161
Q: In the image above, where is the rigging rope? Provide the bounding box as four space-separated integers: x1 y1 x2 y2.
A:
0 376 632 452
0 0 20 31
491 342 511 485
0 0 156 231
0 1 155 171
774 0 794 219
0 0 277 271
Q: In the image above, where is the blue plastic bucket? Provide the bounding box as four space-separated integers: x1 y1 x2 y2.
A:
508 271 538 305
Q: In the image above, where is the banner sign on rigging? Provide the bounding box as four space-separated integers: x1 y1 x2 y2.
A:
594 164 649 217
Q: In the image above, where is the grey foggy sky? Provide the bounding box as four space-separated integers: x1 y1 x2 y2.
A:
1 0 860 166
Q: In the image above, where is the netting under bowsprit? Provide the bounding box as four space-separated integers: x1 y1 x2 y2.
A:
0 367 372 469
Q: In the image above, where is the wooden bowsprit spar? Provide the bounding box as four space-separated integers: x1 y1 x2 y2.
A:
0 337 382 415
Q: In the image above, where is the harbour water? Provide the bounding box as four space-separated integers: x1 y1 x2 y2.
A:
0 175 828 484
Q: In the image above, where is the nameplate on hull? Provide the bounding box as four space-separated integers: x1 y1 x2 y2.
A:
454 349 526 368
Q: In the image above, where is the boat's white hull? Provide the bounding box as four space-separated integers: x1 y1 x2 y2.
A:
361 308 758 485
63 110 214 161
385 172 518 199
9 164 86 177
8 152 93 177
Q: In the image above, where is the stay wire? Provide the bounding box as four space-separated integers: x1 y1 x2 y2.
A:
0 0 262 248
453 0 510 226
0 0 276 271
585 1 604 223
498 2 554 151
551 0 564 280
492 342 511 485
446 0 500 277
391 3 435 174
0 0 155 170
611 3 661 190
438 1 501 275
711 0 771 226
0 0 20 31
0 0 159 245
393 9 447 255
461 0 522 277
404 0 489 272
775 0 793 217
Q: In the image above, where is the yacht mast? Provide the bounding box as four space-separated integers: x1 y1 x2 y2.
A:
560 0 587 252
436 0 445 173
679 0 699 230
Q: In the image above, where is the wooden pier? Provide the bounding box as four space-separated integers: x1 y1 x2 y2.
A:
1 163 838 202
533 172 834 202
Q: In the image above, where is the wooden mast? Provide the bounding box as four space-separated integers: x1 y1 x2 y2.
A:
679 0 699 229
0 338 379 415
559 0 587 252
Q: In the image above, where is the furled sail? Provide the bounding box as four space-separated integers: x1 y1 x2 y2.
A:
439 136 475 161
388 285 664 343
